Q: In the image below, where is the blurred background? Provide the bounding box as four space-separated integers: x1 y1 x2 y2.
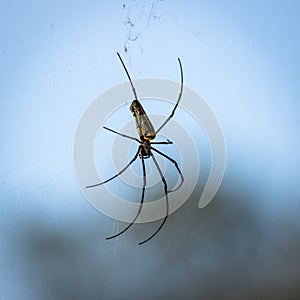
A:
1 1 300 299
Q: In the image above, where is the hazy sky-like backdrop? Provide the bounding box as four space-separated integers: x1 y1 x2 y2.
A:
1 1 300 299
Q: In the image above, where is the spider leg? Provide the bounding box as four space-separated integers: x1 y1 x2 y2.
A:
86 148 140 188
103 126 140 142
151 139 173 145
151 147 184 193
138 153 168 245
117 52 138 101
155 58 183 135
106 155 146 240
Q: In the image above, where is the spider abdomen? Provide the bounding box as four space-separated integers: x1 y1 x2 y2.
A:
130 100 156 140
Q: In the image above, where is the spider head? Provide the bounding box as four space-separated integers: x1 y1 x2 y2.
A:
139 140 151 158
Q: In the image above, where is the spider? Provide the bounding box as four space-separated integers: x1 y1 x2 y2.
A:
86 52 184 245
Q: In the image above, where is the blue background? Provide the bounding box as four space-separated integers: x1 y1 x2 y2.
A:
1 1 300 299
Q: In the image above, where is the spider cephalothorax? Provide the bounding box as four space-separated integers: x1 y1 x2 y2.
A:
86 52 184 245
139 139 151 159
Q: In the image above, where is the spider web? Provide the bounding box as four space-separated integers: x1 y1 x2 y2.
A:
121 0 163 62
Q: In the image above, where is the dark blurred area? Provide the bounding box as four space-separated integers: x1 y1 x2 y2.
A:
7 169 300 300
